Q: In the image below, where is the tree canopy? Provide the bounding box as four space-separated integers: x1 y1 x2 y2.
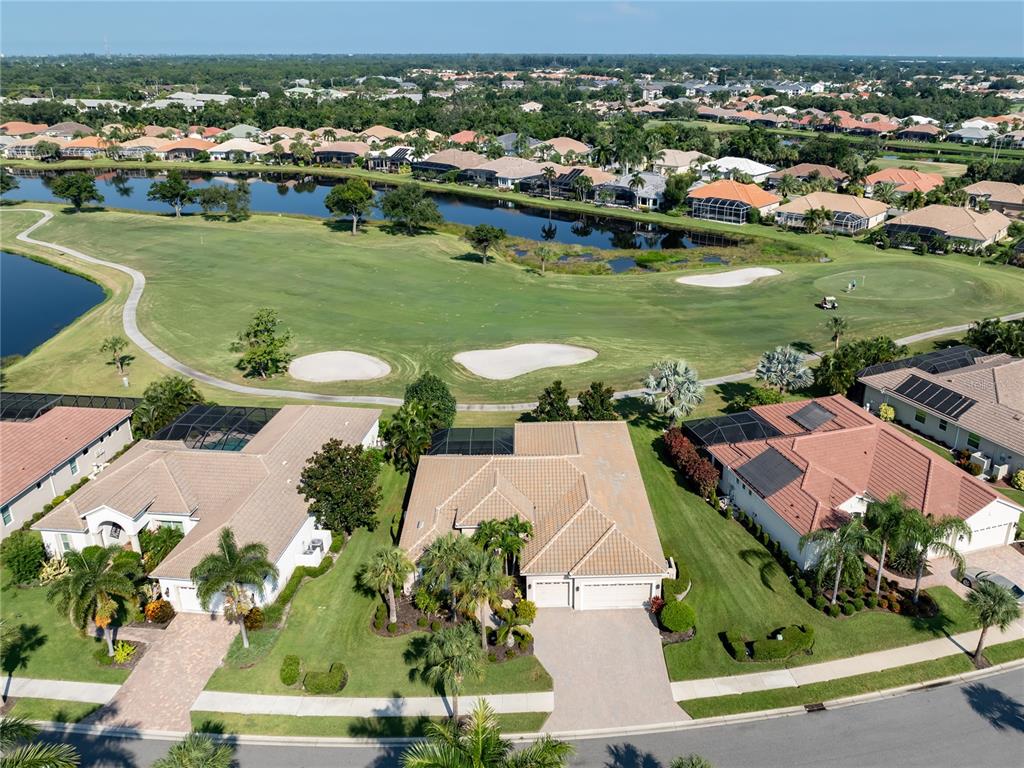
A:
230 307 294 378
380 183 442 234
297 439 383 534
50 173 104 211
325 178 375 234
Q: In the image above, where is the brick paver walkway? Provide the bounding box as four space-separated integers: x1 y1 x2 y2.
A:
88 613 237 731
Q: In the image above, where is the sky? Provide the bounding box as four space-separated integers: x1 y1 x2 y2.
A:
2 1 1022 58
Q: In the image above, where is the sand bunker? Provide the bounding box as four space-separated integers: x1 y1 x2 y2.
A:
454 344 597 380
675 267 781 288
289 351 391 382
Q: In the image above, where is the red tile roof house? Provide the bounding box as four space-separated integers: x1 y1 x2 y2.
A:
2 406 132 538
60 136 112 159
686 180 780 225
686 396 1022 570
0 121 49 137
33 405 380 613
448 130 484 146
159 138 217 160
865 168 944 197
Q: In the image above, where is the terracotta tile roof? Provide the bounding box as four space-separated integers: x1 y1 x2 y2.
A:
540 137 592 155
707 397 1016 537
400 422 666 578
963 181 1024 206
886 205 1010 242
768 163 848 182
898 124 942 136
654 149 711 168
313 140 371 156
116 137 173 150
776 191 888 218
687 179 780 208
360 125 403 139
1 407 131 506
159 138 217 152
865 168 944 194
63 137 111 150
0 121 48 136
421 148 488 169
448 130 483 144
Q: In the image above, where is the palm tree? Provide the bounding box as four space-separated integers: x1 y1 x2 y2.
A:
642 360 705 427
670 756 715 768
535 245 555 275
967 579 1022 666
825 315 849 351
800 517 870 605
497 517 532 575
905 189 926 210
420 534 475 619
755 346 812 393
0 716 80 768
865 493 914 596
453 548 512 652
872 181 898 205
471 520 504 559
571 173 594 202
903 513 971 604
628 172 646 208
189 528 279 649
401 700 573 766
359 546 414 624
48 545 141 656
418 623 483 722
152 733 235 768
382 401 435 474
541 166 557 199
775 173 800 200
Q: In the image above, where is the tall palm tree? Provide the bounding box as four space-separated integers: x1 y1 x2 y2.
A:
825 315 849 351
359 546 414 624
190 528 279 649
418 623 483 722
152 733 235 768
420 534 475 619
382 401 435 474
0 716 80 768
471 520 505 559
642 360 705 427
904 513 971 604
905 189 926 210
497 517 533 575
48 545 141 656
453 549 512 652
865 493 914 596
755 346 812 394
775 173 800 200
541 166 557 199
967 579 1022 666
800 517 870 605
628 172 646 208
571 174 594 202
401 700 573 766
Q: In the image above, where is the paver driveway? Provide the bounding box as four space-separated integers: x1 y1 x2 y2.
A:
88 613 236 731
532 608 687 732
890 546 1024 601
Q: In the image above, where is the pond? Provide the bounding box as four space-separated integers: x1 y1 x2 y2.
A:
0 251 105 358
6 169 740 252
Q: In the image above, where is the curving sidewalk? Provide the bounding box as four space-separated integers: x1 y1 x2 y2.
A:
15 208 1024 413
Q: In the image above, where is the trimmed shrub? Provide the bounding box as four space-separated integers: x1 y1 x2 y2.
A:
515 599 537 625
660 600 697 633
264 556 335 627
852 598 865 611
1 531 46 584
795 578 807 591
799 586 812 600
879 599 889 610
280 654 301 686
662 577 690 601
828 604 841 617
244 607 265 631
329 536 345 553
505 649 517 659
724 632 749 660
842 602 855 616
387 622 398 634
416 616 428 628
866 594 879 609
751 626 814 662
374 603 387 630
814 596 827 610
144 599 176 624
430 620 441 632
487 652 498 663
304 662 348 694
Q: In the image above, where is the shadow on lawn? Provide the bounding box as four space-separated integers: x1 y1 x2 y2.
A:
614 397 667 431
1 623 46 702
738 548 783 591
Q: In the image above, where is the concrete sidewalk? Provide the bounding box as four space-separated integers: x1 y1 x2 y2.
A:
192 690 554 718
3 678 120 704
671 620 1024 701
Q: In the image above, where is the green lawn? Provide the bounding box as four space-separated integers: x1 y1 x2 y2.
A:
681 637 1024 718
205 464 551 697
191 711 549 737
869 158 968 178
628 421 979 681
5 205 1023 403
4 697 101 723
0 565 130 684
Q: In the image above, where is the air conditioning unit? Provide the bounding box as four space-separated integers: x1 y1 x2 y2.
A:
990 463 1009 482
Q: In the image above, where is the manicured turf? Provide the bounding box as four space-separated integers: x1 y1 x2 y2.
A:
4 697 101 723
191 711 549 737
628 420 979 681
681 638 1024 718
869 158 967 177
5 205 1023 402
205 464 552 697
0 564 130 684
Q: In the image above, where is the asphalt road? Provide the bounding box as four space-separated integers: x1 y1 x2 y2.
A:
44 668 1024 768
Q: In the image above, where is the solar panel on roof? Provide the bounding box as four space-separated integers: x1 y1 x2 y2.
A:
789 402 836 432
684 412 783 446
857 345 986 378
893 374 976 419
736 448 804 498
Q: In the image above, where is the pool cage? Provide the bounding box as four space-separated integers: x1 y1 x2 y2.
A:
151 404 279 451
428 427 515 456
689 197 751 225
0 392 141 422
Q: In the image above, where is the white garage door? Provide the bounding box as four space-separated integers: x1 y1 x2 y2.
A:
967 522 1013 551
577 581 653 610
531 580 571 608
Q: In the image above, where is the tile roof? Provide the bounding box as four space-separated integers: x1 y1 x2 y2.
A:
540 137 592 155
963 181 1024 206
34 406 380 579
400 422 666 578
0 121 48 136
313 140 371 156
448 130 483 145
654 149 711 168
360 125 403 139
767 163 848 182
865 168 944 194
687 179 780 208
886 205 1010 242
159 138 217 152
776 191 888 218
421 148 489 169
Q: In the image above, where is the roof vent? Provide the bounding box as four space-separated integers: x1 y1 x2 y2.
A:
416 521 423 529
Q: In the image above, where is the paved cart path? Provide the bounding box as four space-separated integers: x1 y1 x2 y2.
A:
16 209 1024 412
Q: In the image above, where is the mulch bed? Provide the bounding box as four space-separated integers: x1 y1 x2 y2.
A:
371 595 458 637
97 640 148 671
660 627 696 645
487 637 535 662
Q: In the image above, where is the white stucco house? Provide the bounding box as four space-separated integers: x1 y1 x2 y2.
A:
34 405 380 613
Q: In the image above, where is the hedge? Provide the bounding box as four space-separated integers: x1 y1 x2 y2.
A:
724 631 749 660
727 625 815 662
280 655 301 686
263 555 334 626
304 662 348 694
660 600 697 633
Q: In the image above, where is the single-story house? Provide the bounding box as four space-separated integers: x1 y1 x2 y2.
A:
208 138 272 162
260 126 308 142
519 166 616 199
2 398 133 538
310 127 356 140
359 125 404 144
0 121 48 137
159 138 217 161
766 163 849 190
687 396 1022 568
948 127 996 145
865 168 944 197
465 157 561 189
859 346 1024 477
142 125 182 139
698 156 776 183
112 137 172 159
187 126 224 141
4 136 69 158
312 140 371 165
653 149 712 176
534 137 593 160
520 101 543 113
219 124 261 140
687 179 780 224
400 421 672 610
896 124 943 142
963 181 1024 216
34 405 380 614
602 171 668 209
448 130 484 146
401 128 442 142
494 132 542 156
60 136 111 159
411 148 488 178
774 191 888 234
365 145 421 172
44 121 95 139
884 205 1010 251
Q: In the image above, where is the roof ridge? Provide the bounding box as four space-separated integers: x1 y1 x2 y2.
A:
568 521 617 575
433 457 496 515
520 495 602 571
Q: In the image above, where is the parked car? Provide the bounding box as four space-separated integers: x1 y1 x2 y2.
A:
961 568 1024 604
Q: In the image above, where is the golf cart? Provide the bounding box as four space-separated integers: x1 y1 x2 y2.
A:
818 296 839 310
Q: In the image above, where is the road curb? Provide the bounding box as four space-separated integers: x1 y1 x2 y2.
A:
35 659 1024 747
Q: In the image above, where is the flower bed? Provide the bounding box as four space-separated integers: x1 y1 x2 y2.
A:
93 640 146 671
